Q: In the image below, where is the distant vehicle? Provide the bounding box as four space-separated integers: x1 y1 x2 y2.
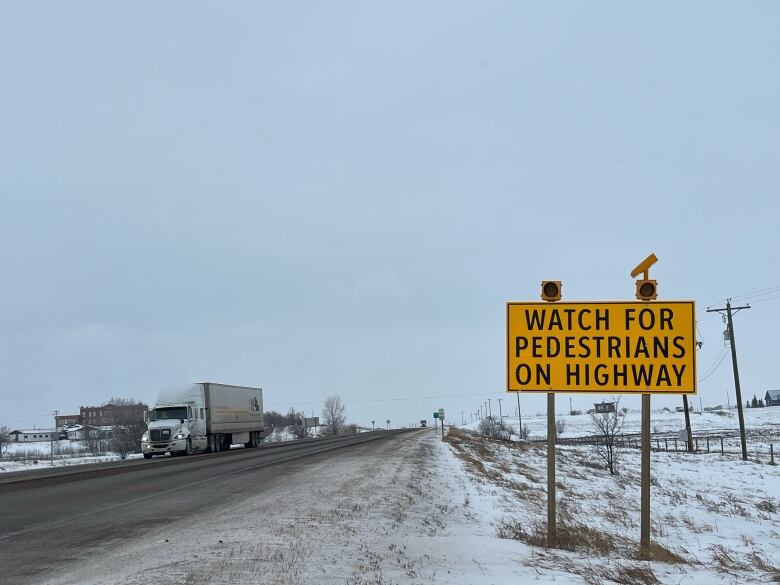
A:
420 420 427 428
141 382 267 458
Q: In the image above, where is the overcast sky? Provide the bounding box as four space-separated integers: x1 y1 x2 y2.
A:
1 2 778 430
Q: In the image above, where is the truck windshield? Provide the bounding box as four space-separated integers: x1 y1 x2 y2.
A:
150 407 187 421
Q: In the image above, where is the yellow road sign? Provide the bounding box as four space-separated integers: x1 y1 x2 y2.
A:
506 301 696 394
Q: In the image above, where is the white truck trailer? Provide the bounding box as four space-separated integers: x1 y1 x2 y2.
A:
141 382 267 458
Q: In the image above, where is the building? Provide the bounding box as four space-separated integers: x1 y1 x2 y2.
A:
766 390 780 407
594 401 616 414
64 424 109 441
55 414 80 428
79 402 148 426
8 429 57 443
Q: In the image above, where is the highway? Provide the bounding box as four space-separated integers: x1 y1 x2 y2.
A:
0 430 417 585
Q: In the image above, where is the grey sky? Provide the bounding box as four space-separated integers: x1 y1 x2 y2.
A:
1 2 778 429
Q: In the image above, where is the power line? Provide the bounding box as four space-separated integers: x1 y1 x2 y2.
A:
747 294 780 305
730 285 780 302
265 390 507 407
697 349 728 383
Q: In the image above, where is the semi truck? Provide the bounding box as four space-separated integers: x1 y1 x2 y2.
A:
141 382 267 458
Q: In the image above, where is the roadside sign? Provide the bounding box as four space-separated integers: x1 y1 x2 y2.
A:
433 412 439 419
438 408 445 419
304 417 319 427
506 301 696 393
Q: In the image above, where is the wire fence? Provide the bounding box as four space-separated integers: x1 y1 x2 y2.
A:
525 429 778 462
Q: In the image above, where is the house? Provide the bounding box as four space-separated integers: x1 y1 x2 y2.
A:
64 424 109 441
594 401 616 414
8 429 57 443
766 390 780 407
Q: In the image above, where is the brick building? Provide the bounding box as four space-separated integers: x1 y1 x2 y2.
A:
55 414 80 428
79 402 148 426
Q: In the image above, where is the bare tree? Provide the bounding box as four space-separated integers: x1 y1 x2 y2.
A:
84 426 109 455
590 397 627 475
286 407 309 439
322 395 346 436
0 425 11 457
109 398 148 458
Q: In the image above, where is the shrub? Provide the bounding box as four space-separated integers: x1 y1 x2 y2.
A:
478 417 512 441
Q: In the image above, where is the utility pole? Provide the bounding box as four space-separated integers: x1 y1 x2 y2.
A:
516 392 522 435
51 410 58 467
569 397 573 416
487 398 492 418
707 300 750 461
682 395 693 452
497 398 503 422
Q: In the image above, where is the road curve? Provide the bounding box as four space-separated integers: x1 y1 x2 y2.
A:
0 430 419 585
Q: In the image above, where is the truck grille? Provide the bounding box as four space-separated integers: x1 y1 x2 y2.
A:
150 428 172 442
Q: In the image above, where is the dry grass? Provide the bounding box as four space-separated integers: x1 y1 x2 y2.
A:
709 544 751 574
496 515 621 556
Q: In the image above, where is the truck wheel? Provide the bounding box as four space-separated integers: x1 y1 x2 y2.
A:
245 432 257 449
143 453 152 459
185 439 192 456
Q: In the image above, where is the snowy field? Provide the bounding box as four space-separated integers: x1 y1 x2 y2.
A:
445 427 780 584
0 426 318 474
0 440 144 473
464 406 780 458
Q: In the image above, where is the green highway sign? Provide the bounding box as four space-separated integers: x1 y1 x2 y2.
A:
433 412 439 419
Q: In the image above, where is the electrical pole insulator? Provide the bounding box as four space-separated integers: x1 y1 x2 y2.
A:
541 280 562 302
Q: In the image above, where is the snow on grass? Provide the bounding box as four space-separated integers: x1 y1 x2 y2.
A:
443 426 780 583
464 406 780 438
0 440 144 473
463 406 780 458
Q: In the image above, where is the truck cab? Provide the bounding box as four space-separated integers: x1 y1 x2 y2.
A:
141 386 208 458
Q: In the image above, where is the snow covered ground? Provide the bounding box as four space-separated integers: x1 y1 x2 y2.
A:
464 406 780 458
0 426 318 474
0 440 144 473
444 427 780 583
31 427 779 584
465 405 780 438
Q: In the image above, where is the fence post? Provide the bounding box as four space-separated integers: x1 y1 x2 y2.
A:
771 444 775 466
720 437 724 455
706 437 710 453
674 438 677 451
664 438 668 451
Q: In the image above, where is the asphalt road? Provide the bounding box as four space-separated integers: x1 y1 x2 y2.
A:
0 430 417 585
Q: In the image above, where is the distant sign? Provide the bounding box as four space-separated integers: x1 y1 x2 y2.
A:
433 412 439 419
506 301 696 394
304 417 319 427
